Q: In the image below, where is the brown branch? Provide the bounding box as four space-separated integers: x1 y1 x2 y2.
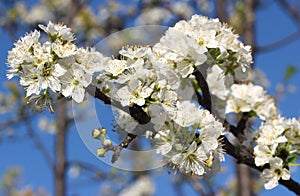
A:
221 135 300 195
86 85 151 125
111 133 137 163
225 115 248 143
193 69 212 112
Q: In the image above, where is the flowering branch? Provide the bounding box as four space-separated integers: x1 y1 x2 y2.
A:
86 85 153 162
6 15 300 194
86 85 151 125
221 135 300 194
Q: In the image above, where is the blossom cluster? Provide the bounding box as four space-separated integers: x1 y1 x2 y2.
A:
253 117 300 189
7 22 106 112
155 15 252 78
225 83 278 120
6 15 300 190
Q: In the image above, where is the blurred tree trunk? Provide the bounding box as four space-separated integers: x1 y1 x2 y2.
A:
216 0 256 196
216 0 227 22
236 1 256 196
55 100 68 196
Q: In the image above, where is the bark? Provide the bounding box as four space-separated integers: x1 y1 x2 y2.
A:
236 1 257 195
216 0 227 22
243 0 256 53
55 100 68 196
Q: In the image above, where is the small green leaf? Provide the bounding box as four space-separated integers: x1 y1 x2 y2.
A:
288 155 297 164
284 65 297 81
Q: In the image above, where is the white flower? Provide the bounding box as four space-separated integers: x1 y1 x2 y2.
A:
206 65 231 100
172 101 201 127
170 14 252 73
152 127 174 155
119 45 151 59
37 63 66 93
39 21 74 41
7 30 40 79
154 28 207 77
105 59 132 77
285 118 300 149
52 42 77 58
148 104 167 131
75 48 106 74
117 79 153 106
261 157 290 190
61 66 92 103
256 117 288 146
254 144 276 166
171 141 208 175
225 83 277 120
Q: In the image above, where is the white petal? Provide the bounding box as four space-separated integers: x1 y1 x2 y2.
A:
62 86 73 97
72 87 85 103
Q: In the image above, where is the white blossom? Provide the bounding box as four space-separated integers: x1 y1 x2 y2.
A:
171 141 208 175
116 79 153 106
206 64 231 100
39 21 74 41
225 83 277 120
261 157 290 190
61 66 92 103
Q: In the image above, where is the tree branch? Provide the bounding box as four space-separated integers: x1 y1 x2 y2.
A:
193 69 212 112
111 133 137 163
256 30 300 53
278 0 300 27
23 116 54 169
221 135 300 195
225 115 248 143
86 85 151 125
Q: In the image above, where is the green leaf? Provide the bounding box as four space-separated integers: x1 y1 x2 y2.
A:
287 154 297 164
284 65 297 81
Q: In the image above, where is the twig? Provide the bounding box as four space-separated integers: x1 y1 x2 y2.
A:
186 177 206 195
256 30 300 53
23 116 54 169
111 133 137 163
278 0 300 27
1 107 54 169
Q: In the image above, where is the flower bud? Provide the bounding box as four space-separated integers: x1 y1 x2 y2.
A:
92 129 102 139
96 148 106 157
102 139 112 148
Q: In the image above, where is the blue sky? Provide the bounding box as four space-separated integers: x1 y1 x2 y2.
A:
0 1 300 196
